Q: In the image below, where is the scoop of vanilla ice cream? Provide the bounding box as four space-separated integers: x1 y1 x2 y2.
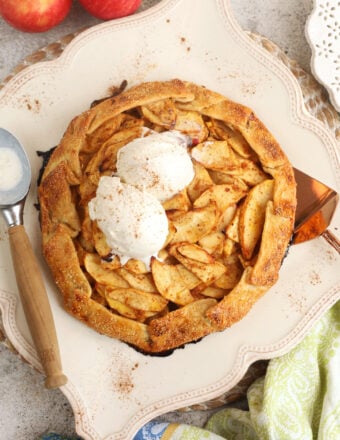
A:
116 130 194 202
88 176 168 265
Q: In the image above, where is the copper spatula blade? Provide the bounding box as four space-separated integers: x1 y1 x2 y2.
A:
293 168 339 252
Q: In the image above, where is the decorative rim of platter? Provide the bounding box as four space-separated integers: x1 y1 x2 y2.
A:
0 1 339 439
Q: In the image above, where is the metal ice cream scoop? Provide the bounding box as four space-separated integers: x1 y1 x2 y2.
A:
0 127 67 389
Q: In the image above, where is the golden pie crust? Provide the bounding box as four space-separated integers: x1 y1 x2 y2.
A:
38 79 296 353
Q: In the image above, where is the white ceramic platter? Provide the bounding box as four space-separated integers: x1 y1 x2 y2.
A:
305 0 340 111
0 1 339 439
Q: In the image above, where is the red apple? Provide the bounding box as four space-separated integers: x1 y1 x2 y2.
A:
0 0 72 33
78 0 142 20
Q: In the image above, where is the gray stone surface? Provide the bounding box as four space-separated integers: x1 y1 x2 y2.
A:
0 0 314 438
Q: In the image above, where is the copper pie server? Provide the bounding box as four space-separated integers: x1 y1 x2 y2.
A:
293 167 339 253
0 127 67 389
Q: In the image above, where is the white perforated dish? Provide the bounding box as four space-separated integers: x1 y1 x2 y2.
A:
0 1 339 439
306 0 340 111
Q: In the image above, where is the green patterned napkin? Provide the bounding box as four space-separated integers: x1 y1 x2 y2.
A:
205 300 340 440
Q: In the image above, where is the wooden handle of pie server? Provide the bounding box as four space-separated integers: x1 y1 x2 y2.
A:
8 225 67 389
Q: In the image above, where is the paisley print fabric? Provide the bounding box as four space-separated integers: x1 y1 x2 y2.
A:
133 423 225 440
133 421 171 440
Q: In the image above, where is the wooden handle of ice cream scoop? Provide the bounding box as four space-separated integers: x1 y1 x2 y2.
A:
8 225 67 389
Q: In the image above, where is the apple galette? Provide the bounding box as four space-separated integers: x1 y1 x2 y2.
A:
38 79 296 353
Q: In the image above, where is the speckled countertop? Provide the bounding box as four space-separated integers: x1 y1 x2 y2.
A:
0 1 314 439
